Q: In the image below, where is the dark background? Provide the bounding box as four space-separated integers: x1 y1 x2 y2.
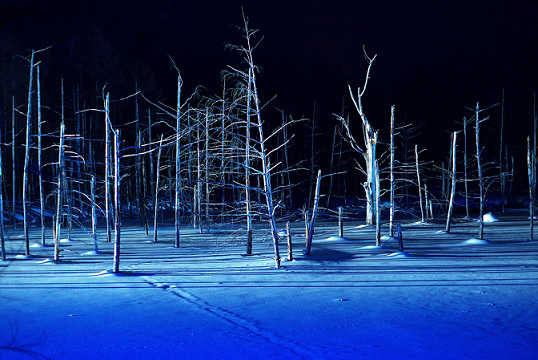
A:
2 0 538 203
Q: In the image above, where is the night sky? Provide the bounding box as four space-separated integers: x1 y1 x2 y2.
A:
2 0 538 162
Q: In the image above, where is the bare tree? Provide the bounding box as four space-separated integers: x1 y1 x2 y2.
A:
226 11 292 267
445 132 457 232
336 47 378 225
527 136 535 241
467 102 497 240
0 120 5 260
113 129 121 273
22 50 35 256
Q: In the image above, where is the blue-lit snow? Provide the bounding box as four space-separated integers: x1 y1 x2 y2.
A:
1 213 537 360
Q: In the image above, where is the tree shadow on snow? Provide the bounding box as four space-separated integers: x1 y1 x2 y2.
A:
299 246 356 262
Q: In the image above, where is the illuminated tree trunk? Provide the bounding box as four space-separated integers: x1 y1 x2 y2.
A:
389 105 395 237
375 161 381 246
415 145 425 223
11 95 16 229
23 50 35 256
174 71 182 248
337 49 378 225
527 136 535 241
54 122 65 261
153 135 163 243
500 89 505 213
474 103 485 240
91 175 98 252
463 116 470 218
37 66 45 245
245 68 253 255
305 169 321 255
0 120 5 260
446 132 457 232
104 93 112 243
113 129 121 273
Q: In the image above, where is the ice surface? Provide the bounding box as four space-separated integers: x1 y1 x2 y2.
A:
1 212 537 360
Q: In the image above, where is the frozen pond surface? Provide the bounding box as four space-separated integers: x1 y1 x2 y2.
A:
1 211 537 359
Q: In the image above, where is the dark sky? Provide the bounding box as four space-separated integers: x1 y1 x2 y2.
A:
2 0 538 155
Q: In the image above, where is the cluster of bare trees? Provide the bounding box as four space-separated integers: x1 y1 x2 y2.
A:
1 15 536 267
0 15 306 269
337 48 537 243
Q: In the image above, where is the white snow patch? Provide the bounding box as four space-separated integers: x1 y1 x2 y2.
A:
355 224 372 229
324 236 348 241
361 245 389 250
37 258 55 264
481 213 498 223
387 252 410 258
461 238 492 245
91 270 112 276
82 250 102 256
277 229 288 237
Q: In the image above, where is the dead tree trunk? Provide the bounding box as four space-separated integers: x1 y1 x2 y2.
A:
113 129 121 273
305 169 321 255
54 122 65 261
463 116 470 218
469 102 493 240
245 68 253 255
153 135 163 243
527 136 535 241
23 50 35 256
500 89 505 213
174 72 182 248
415 145 425 222
37 66 45 245
446 132 457 232
91 175 98 252
11 95 16 229
204 109 210 233
389 105 395 237
286 221 293 261
104 93 112 243
0 122 5 260
375 160 381 246
338 206 343 238
336 48 378 225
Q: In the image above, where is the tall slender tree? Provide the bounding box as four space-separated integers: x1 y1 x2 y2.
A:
22 50 35 256
336 47 378 225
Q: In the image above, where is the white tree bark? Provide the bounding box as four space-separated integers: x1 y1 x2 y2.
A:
37 65 45 246
23 50 35 256
153 135 163 243
446 132 457 232
415 145 424 223
337 48 378 225
113 129 121 273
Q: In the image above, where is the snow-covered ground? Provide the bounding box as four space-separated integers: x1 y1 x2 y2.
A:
1 211 537 359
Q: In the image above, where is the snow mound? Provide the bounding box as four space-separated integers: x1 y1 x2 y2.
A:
355 224 373 229
324 236 352 241
481 213 498 223
387 252 410 258
82 250 102 256
277 229 288 237
361 245 389 250
31 243 52 248
37 258 55 264
461 238 492 245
